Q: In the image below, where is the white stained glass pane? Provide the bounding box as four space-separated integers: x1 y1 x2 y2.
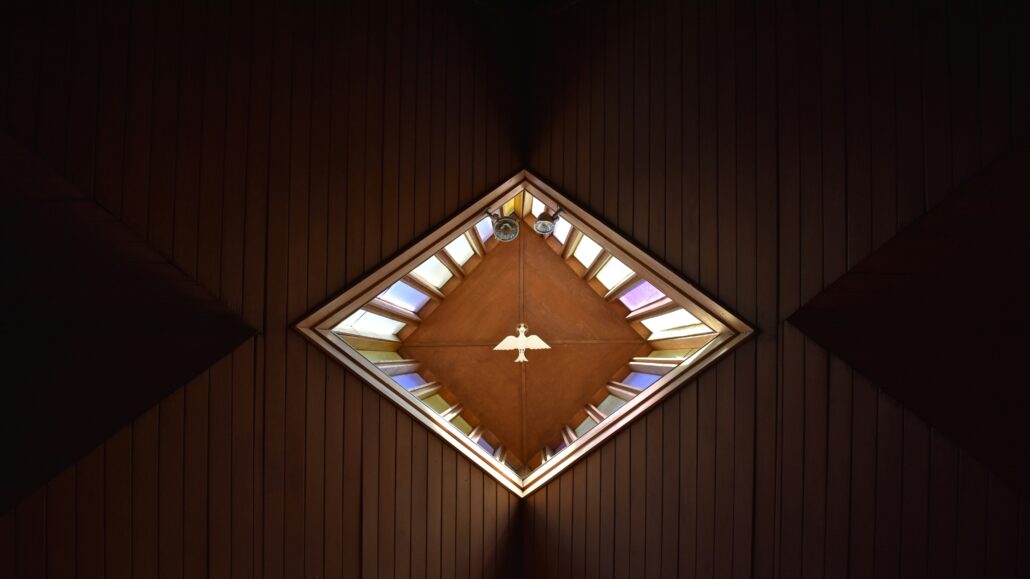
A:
531 197 547 217
641 308 702 333
553 217 572 244
595 257 634 290
379 280 431 312
475 216 494 242
444 235 475 266
648 324 713 341
575 417 598 437
573 235 603 268
337 310 365 329
335 309 405 337
412 256 453 288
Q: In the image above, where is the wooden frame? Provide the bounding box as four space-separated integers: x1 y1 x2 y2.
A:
295 170 754 497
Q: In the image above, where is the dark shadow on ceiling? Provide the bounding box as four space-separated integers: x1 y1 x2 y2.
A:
0 133 255 511
790 145 1030 494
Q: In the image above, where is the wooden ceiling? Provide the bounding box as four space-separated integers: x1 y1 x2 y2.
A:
402 227 647 463
790 146 1030 494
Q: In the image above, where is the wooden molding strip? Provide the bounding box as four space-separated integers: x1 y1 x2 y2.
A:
409 382 440 399
337 331 402 352
466 230 485 257
628 360 679 376
605 273 641 302
435 249 465 279
650 333 718 350
562 229 583 259
583 251 612 280
366 298 422 324
561 426 578 446
585 404 606 423
440 403 463 421
625 297 677 322
403 273 446 300
607 382 643 401
375 359 421 376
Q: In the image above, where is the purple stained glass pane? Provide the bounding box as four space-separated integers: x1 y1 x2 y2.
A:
623 372 661 388
618 280 665 311
393 372 427 390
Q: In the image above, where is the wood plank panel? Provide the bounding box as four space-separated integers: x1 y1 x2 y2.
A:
47 467 76 579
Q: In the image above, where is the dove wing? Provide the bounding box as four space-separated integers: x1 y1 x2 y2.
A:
494 335 520 351
524 335 551 350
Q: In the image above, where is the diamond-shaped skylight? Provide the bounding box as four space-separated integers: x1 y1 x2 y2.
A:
297 171 752 495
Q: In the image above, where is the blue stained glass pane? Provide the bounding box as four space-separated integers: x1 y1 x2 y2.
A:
618 280 665 311
379 280 431 312
477 437 494 454
393 372 427 390
623 372 660 388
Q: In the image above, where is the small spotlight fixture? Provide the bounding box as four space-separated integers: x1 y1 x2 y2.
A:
533 207 563 236
487 209 520 242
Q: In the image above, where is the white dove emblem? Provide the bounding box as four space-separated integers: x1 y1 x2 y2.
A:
493 323 551 363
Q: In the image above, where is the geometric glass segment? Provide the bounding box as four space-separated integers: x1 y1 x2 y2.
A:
411 255 453 288
572 235 603 267
379 280 433 312
296 171 753 495
474 216 494 242
618 280 664 310
595 257 634 290
444 235 476 266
